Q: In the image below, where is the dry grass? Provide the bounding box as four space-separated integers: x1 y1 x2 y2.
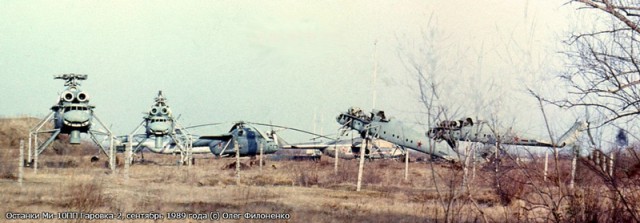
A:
0 153 499 222
1 117 639 222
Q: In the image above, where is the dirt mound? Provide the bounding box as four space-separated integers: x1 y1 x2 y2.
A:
0 116 44 148
0 116 107 174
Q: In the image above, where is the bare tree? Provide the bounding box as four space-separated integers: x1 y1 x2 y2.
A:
528 1 640 221
397 15 494 223
397 19 458 222
550 0 640 127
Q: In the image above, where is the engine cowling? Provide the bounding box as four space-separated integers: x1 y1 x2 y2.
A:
61 91 75 102
76 91 89 102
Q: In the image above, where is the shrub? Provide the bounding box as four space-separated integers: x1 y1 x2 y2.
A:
64 181 111 212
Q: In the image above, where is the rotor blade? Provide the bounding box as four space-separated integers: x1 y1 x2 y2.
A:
118 133 147 139
244 123 270 140
309 133 339 141
246 122 334 140
184 122 227 129
199 134 233 141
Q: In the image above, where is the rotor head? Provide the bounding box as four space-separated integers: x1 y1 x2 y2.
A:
54 73 87 87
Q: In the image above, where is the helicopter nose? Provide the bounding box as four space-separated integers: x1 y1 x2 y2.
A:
149 122 170 134
63 110 91 127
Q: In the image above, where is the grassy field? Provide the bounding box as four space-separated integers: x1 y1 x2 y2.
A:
0 152 511 223
1 117 638 222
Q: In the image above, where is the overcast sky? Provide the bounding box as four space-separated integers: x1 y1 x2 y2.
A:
1 1 597 142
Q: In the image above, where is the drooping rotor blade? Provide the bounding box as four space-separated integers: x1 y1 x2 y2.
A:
198 134 233 141
246 122 334 140
308 133 343 141
280 140 334 150
184 122 228 130
116 134 148 143
244 123 270 140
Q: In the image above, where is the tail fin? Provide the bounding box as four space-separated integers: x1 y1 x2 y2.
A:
557 120 588 147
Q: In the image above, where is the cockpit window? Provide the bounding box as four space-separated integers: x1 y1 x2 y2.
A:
151 118 168 123
63 106 89 112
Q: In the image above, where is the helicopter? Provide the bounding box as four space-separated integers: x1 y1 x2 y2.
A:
426 117 587 150
281 136 405 160
121 90 193 165
188 121 333 158
189 122 279 157
118 121 331 159
335 107 586 163
28 74 116 171
336 107 468 162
